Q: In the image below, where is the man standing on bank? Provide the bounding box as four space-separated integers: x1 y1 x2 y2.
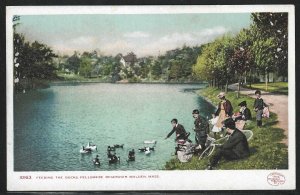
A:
165 119 188 141
192 109 209 150
206 118 250 170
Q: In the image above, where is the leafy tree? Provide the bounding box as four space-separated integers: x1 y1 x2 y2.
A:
168 59 181 80
139 60 150 79
229 47 254 97
247 23 277 90
193 43 214 85
193 36 234 88
79 55 92 77
251 12 288 80
230 28 256 95
66 52 80 74
13 31 57 90
151 60 162 80
192 12 288 92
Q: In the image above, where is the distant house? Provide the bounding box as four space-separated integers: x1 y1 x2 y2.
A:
120 52 138 67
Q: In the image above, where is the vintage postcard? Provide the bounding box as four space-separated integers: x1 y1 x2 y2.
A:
6 5 295 191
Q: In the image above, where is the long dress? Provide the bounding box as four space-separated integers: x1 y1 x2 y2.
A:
216 101 227 128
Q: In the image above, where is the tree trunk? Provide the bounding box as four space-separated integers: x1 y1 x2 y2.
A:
265 71 268 91
237 76 241 98
214 78 216 88
249 69 252 87
225 79 228 93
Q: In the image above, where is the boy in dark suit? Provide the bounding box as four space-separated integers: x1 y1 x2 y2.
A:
192 109 209 150
165 119 188 141
253 90 267 127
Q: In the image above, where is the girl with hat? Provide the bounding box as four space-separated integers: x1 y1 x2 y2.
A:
233 101 252 121
233 101 252 130
212 92 233 132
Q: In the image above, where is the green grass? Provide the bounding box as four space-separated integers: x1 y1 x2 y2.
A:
164 87 288 170
244 82 288 95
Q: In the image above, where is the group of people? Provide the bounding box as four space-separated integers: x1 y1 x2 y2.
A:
165 89 268 169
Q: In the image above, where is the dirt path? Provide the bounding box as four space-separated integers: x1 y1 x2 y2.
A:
228 83 288 145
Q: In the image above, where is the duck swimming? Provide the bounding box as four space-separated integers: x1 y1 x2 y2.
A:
109 154 120 164
80 146 92 154
144 140 157 144
93 155 100 165
113 144 124 149
86 142 97 151
127 149 135 161
138 147 155 152
107 150 115 158
107 146 116 152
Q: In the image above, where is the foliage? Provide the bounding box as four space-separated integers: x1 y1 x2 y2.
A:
165 87 288 170
13 32 58 91
192 12 288 89
13 16 58 90
251 13 288 78
56 45 203 83
79 54 92 78
193 35 235 89
250 29 277 74
65 52 80 74
151 60 163 80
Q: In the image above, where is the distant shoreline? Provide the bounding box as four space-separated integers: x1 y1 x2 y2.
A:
50 80 208 85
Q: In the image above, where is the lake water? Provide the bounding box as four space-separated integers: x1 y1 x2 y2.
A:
14 83 216 171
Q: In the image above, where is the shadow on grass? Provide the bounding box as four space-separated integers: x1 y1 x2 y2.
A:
249 147 258 155
264 120 279 127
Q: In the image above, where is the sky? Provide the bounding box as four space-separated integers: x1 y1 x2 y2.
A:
16 13 252 57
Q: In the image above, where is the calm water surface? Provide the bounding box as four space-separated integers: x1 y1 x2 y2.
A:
14 83 215 171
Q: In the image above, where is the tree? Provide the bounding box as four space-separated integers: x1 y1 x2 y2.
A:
66 52 80 74
229 47 253 97
193 43 215 86
151 60 162 80
79 55 92 78
230 28 256 96
251 12 288 81
247 23 277 90
13 31 57 90
213 35 235 92
193 36 235 89
168 59 181 81
139 60 150 79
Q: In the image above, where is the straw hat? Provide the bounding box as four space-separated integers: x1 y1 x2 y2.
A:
217 92 225 98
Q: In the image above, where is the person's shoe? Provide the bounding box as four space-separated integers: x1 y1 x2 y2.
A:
195 145 202 150
205 165 214 170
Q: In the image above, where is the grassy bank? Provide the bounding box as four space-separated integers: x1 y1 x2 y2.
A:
244 82 288 95
164 87 288 170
